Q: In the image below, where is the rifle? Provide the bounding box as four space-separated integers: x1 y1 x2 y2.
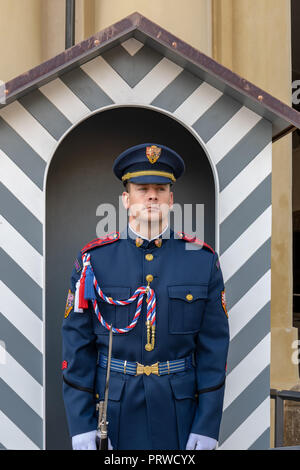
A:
96 325 113 450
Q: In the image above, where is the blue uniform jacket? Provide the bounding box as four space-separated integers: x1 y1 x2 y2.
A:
62 226 230 450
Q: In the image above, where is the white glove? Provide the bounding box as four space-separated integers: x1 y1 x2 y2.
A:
72 430 113 450
186 433 217 450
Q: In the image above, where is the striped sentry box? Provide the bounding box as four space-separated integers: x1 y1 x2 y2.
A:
0 32 274 450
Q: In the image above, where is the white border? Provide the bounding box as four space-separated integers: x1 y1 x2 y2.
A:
42 103 220 449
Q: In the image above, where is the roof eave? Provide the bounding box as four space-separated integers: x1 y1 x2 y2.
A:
0 12 298 141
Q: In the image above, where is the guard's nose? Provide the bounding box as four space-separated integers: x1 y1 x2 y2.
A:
147 188 158 200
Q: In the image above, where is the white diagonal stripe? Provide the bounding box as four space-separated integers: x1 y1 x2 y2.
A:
0 216 42 287
219 142 272 223
0 281 42 352
220 207 272 282
0 149 43 222
81 56 132 103
121 38 144 56
81 55 182 105
219 397 270 450
229 270 271 340
0 101 57 162
39 78 90 124
0 344 42 417
174 82 223 125
223 334 270 410
0 410 40 450
207 107 262 165
133 58 182 104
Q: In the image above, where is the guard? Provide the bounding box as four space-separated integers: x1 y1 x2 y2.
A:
62 143 230 450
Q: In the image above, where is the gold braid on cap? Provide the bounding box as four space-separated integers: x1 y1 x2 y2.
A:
122 170 176 182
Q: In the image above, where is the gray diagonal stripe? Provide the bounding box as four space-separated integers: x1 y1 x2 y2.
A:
0 183 43 255
225 238 271 309
0 249 42 320
0 378 42 448
0 313 42 385
0 118 45 190
249 428 270 450
102 44 163 88
151 70 203 112
61 68 113 111
18 90 72 140
226 303 270 374
0 443 6 450
220 175 271 255
192 94 242 143
219 366 270 445
217 119 272 191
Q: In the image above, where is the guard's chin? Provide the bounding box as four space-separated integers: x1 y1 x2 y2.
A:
146 212 162 223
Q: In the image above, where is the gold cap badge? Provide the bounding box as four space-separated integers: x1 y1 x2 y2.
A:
146 145 161 164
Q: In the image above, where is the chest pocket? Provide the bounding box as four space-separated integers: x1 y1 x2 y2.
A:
93 286 131 335
168 285 208 334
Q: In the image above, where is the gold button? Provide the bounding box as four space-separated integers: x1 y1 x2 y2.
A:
186 294 193 301
145 254 153 261
146 274 153 283
95 393 99 399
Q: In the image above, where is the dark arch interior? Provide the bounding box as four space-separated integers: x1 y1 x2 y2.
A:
45 106 216 449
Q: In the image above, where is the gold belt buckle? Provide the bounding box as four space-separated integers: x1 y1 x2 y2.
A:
136 362 160 376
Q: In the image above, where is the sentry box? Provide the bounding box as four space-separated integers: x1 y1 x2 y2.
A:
0 13 299 450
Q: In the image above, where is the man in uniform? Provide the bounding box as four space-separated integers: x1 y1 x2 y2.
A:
62 143 230 450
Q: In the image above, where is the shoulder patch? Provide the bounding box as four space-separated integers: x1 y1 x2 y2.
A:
74 258 82 272
221 290 228 318
81 232 120 254
177 232 215 254
64 290 74 318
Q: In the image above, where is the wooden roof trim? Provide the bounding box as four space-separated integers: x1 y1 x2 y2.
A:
0 12 299 135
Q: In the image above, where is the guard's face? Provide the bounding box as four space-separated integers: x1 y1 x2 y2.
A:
122 183 173 225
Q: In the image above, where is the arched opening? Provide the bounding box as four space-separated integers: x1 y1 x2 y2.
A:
45 106 216 449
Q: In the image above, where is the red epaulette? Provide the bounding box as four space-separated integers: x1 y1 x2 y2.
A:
81 232 120 254
177 232 215 254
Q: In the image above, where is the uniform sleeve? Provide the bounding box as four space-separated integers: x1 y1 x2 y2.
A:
61 252 98 437
191 252 230 440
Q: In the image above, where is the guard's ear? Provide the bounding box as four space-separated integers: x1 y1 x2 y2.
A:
169 189 174 209
122 191 130 210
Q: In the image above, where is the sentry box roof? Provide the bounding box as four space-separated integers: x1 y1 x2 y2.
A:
0 11 299 142
0 12 296 451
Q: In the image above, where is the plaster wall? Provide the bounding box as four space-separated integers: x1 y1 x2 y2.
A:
213 0 298 390
0 0 43 82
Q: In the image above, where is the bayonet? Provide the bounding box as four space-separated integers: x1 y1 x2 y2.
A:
96 325 113 450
